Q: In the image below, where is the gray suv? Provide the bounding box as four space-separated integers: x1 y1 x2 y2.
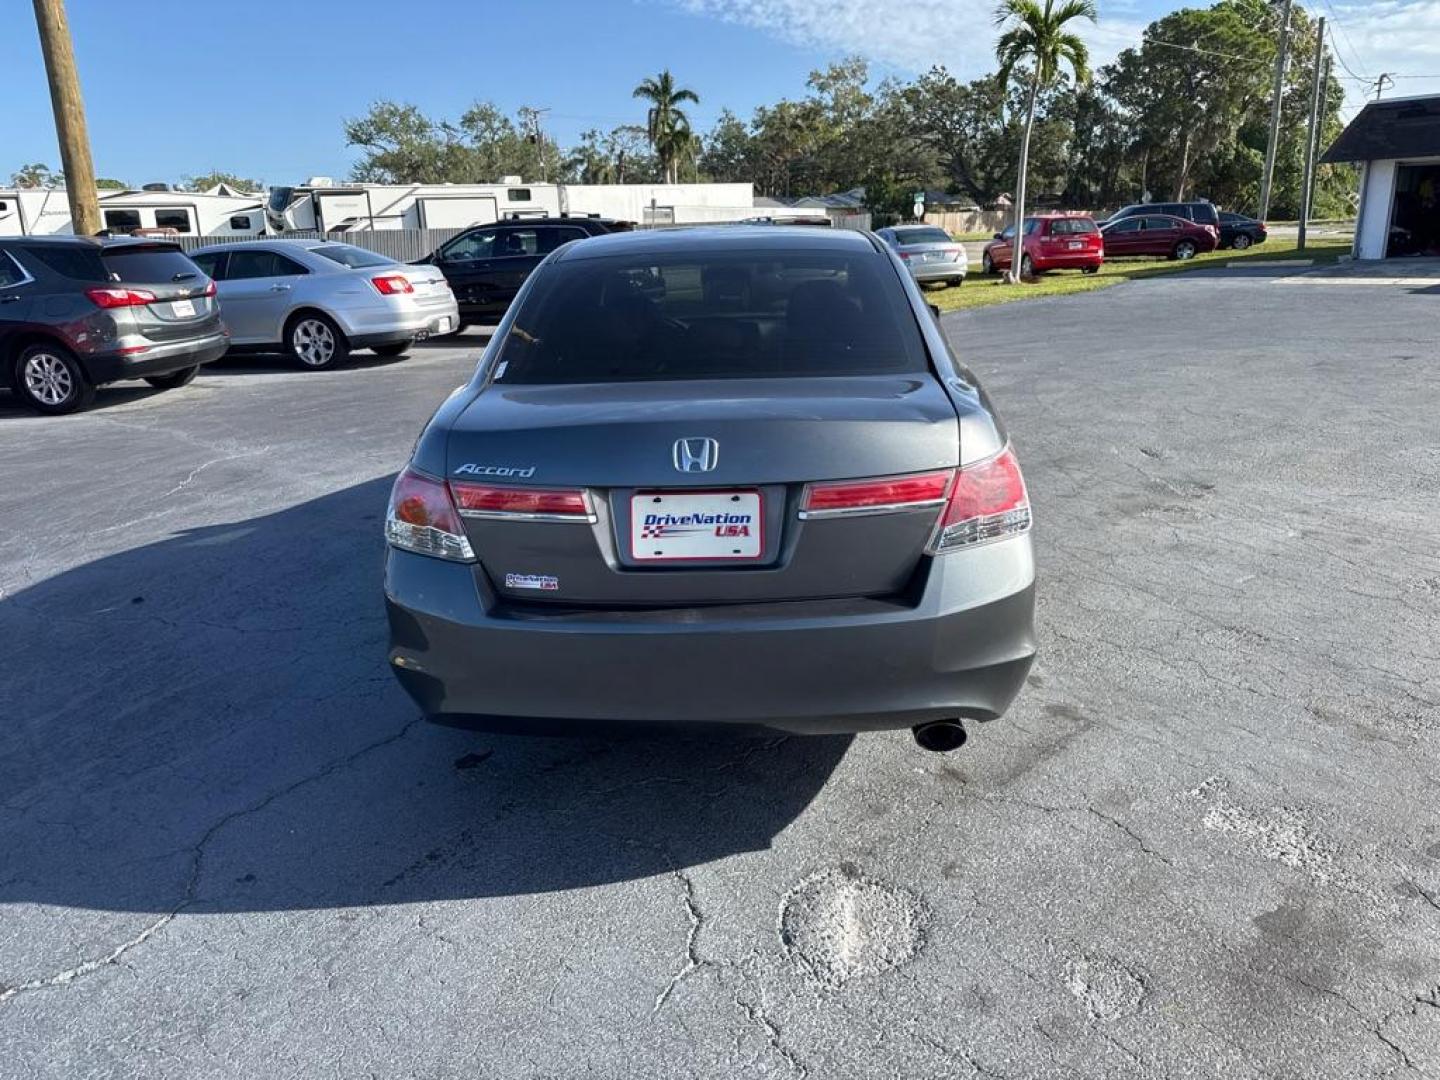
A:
0 237 227 414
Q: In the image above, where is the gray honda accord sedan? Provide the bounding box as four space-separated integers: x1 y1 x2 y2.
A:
384 226 1035 750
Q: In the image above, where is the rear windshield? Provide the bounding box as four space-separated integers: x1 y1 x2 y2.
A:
311 243 393 268
1050 218 1098 235
894 227 952 245
492 251 927 384
100 246 203 284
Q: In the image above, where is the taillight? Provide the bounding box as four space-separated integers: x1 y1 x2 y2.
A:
898 252 912 261
385 467 474 561
201 280 216 297
927 445 1031 553
371 274 414 295
86 287 156 309
801 470 952 519
450 483 594 522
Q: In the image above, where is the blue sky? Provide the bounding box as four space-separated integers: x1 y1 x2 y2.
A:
7 0 1438 187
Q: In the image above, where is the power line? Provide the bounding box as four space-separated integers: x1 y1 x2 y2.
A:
1145 38 1269 66
1324 25 1369 82
1318 0 1369 79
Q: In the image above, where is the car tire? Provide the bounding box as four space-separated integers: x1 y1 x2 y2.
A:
1172 240 1198 261
371 342 411 358
1231 233 1252 251
1082 265 1100 275
981 253 993 275
286 312 349 370
951 276 965 287
143 366 199 390
1020 254 1035 277
13 342 96 415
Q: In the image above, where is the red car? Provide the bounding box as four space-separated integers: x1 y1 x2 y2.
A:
982 215 1104 277
1099 213 1218 261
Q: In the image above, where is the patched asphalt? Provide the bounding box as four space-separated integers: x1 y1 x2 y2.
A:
2 263 1439 1078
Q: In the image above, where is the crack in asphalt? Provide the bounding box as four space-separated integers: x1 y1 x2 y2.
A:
0 716 423 1007
733 993 808 1077
651 870 705 1014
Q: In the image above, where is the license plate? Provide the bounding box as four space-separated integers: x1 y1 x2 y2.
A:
1067 241 1083 250
170 299 196 318
631 490 763 561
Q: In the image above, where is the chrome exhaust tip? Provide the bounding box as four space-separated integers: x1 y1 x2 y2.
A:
912 719 968 752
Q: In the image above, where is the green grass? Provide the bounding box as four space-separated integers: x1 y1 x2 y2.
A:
950 231 996 242
928 237 1351 313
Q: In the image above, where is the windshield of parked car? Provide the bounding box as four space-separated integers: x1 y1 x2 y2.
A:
894 227 953 245
100 246 204 283
492 251 928 384
312 244 395 269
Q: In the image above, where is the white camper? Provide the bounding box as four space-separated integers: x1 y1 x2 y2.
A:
265 178 757 232
0 185 267 237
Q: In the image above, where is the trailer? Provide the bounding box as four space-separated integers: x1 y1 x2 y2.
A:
265 178 757 233
0 186 266 237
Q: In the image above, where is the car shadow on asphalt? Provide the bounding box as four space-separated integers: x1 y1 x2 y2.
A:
0 477 850 915
0 384 171 418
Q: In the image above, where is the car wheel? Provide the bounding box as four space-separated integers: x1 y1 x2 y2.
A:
1231 233 1252 251
1020 254 1035 277
951 276 965 287
1173 240 1198 261
143 366 199 390
286 313 349 370
371 342 411 358
1082 265 1100 275
13 343 96 415
981 252 993 275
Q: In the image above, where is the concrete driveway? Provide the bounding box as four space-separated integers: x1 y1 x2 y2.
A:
2 271 1438 1078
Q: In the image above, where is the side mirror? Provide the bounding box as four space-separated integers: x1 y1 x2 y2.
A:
927 303 941 321
993 232 1005 240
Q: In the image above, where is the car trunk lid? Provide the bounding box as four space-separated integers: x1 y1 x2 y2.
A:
446 374 959 605
99 244 220 343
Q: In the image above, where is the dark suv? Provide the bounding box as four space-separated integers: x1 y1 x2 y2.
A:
418 216 630 323
0 237 227 414
1107 200 1221 232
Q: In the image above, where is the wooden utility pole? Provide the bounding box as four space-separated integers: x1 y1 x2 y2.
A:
31 0 99 235
1298 16 1326 252
1258 0 1293 222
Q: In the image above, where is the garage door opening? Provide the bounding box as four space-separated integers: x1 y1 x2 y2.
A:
1388 163 1440 258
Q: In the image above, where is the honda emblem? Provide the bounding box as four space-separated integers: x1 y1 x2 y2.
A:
673 437 720 473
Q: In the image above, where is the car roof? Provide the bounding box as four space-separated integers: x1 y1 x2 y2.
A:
189 238 332 254
8 234 180 250
554 224 877 262
484 216 620 228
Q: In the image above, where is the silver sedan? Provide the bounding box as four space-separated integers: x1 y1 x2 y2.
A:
188 240 460 370
876 225 969 287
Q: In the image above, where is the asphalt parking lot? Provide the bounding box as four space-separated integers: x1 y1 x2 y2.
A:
3 263 1439 1078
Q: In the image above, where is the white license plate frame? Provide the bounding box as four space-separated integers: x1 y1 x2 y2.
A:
630 490 764 562
170 299 196 318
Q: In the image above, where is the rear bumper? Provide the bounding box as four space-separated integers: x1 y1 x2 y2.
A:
909 261 968 282
385 535 1037 735
333 297 461 342
82 332 229 385
1033 251 1104 270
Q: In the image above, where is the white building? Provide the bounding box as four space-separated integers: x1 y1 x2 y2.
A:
1322 94 1440 260
266 178 756 233
0 185 266 237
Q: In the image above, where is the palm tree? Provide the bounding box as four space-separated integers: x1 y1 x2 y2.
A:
994 0 1097 282
633 70 700 184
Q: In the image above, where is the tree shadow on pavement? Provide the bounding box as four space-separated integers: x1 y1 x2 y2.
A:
0 477 849 917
